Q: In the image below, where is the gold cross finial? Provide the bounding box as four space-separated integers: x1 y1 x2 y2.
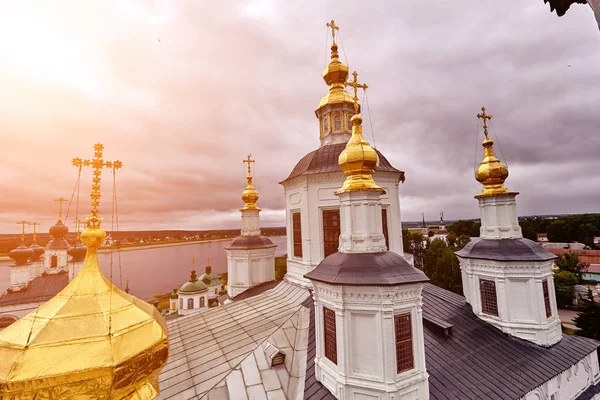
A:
53 198 68 220
207 257 210 265
28 222 41 241
16 220 29 243
345 71 368 113
72 143 122 226
190 256 197 271
243 154 255 177
477 107 493 139
326 20 339 44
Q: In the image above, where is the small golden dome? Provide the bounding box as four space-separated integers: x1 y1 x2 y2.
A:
0 220 169 399
336 113 385 194
241 155 260 210
474 107 517 198
323 43 349 87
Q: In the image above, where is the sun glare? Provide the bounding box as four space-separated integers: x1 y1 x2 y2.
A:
0 3 100 97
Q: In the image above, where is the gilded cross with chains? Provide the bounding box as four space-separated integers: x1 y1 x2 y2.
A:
243 154 255 176
326 20 339 43
16 220 29 243
28 222 41 241
345 71 368 113
477 107 493 139
54 198 68 220
72 143 122 221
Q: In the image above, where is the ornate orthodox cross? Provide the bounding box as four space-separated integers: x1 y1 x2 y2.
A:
190 256 197 271
243 154 255 177
28 222 41 241
345 71 368 113
72 143 122 222
477 107 493 139
53 198 68 220
326 20 339 43
16 220 29 243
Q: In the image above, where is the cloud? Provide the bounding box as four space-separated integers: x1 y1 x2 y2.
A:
0 0 599 234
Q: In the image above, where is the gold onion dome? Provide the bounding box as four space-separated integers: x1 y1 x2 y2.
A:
241 154 260 210
0 217 169 399
336 113 385 194
318 21 355 109
474 107 517 198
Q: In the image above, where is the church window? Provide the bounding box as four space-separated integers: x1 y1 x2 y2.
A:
543 280 552 318
395 313 414 373
51 255 58 268
347 113 352 130
323 209 340 257
480 279 498 316
323 307 337 364
382 208 389 250
179 298 183 309
293 212 302 258
200 297 205 308
187 298 194 309
322 116 329 135
333 113 341 131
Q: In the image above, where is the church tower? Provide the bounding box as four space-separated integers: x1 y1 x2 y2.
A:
281 21 406 287
43 198 71 275
305 95 430 399
226 155 276 297
8 221 35 291
456 108 561 347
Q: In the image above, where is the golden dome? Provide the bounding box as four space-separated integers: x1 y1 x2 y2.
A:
474 107 517 198
0 216 169 399
317 22 354 111
242 154 260 210
336 113 385 194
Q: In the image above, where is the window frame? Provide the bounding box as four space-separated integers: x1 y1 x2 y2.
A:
292 211 303 258
333 113 342 132
322 116 330 135
322 208 340 258
381 207 390 250
479 279 499 316
323 306 337 365
179 298 183 309
394 312 414 373
542 279 552 318
187 298 194 309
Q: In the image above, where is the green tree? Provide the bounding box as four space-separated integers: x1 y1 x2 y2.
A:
403 229 426 268
555 253 589 282
554 270 578 307
447 220 480 238
574 289 600 340
423 239 463 295
454 234 471 251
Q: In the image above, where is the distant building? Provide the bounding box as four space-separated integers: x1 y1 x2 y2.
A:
431 211 448 243
583 265 600 282
175 267 209 316
537 232 549 242
199 261 222 307
594 236 600 245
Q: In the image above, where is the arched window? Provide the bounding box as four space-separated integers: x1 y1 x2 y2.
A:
334 114 341 131
179 298 183 309
187 298 194 309
200 297 205 308
322 116 329 134
347 113 352 130
51 255 58 268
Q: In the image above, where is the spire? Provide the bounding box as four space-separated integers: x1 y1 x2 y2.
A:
336 73 383 194
28 221 44 262
241 154 260 210
53 197 68 221
474 107 516 198
0 144 169 399
190 256 198 282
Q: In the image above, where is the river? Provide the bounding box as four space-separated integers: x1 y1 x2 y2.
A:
0 236 287 301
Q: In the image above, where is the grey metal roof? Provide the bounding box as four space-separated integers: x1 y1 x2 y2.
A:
578 381 600 400
304 251 429 286
0 272 68 307
303 283 600 400
280 143 404 184
225 236 276 250
456 238 557 261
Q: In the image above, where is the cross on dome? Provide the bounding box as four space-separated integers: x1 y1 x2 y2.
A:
28 221 41 241
326 19 339 43
477 107 493 139
16 220 29 243
243 154 255 177
53 197 68 220
345 70 368 113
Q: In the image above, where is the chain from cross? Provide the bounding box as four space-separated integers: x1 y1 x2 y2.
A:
326 20 339 44
54 198 69 220
243 154 255 177
72 143 122 222
16 220 29 243
28 222 41 241
477 107 493 139
345 71 368 113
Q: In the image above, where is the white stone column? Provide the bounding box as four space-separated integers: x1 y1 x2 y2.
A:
338 191 386 254
478 194 523 239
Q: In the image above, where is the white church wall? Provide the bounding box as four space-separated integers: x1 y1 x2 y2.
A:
478 194 523 239
227 247 275 297
43 249 68 273
9 266 30 291
522 350 600 400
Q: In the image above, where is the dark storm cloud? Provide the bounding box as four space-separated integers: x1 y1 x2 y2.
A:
0 0 599 233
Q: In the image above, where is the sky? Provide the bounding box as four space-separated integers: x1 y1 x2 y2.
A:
0 0 599 234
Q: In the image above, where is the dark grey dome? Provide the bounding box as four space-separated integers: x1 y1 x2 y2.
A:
225 236 276 250
305 251 429 286
455 238 556 261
